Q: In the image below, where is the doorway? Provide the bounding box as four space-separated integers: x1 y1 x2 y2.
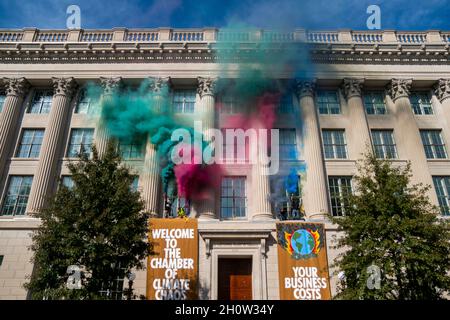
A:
217 257 252 300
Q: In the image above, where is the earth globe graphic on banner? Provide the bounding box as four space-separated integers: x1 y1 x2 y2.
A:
290 229 315 255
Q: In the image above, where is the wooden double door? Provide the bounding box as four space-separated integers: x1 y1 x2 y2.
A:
218 258 252 300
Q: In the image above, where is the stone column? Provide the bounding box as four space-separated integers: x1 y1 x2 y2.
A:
342 78 372 158
27 77 77 213
296 80 330 219
141 77 170 217
195 77 218 219
251 134 273 220
435 78 450 145
388 79 438 203
0 78 29 183
95 77 122 157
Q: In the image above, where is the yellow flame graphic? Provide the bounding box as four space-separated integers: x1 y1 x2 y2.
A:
309 229 321 254
284 231 293 255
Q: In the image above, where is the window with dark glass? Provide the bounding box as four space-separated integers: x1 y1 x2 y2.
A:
118 143 144 160
328 176 352 216
173 90 196 113
1 176 33 216
279 129 297 160
322 130 347 159
16 129 45 158
433 176 450 216
220 177 247 219
364 91 386 115
67 128 94 158
75 88 95 114
410 92 433 115
28 90 53 114
317 90 340 114
420 130 447 159
371 130 397 159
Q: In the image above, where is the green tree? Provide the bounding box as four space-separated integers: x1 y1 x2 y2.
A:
333 151 450 300
25 142 151 299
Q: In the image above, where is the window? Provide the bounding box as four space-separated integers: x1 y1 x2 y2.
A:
173 90 196 113
16 129 45 158
420 130 447 159
322 130 347 159
410 92 433 115
371 130 397 159
316 90 340 114
119 143 144 160
131 176 139 192
277 93 294 114
364 91 386 115
221 129 249 163
271 174 303 220
1 176 33 216
219 95 240 114
433 176 450 216
75 88 95 114
279 129 297 160
0 93 5 112
28 90 53 114
328 176 352 216
220 177 247 219
67 129 94 158
98 262 126 300
61 176 74 189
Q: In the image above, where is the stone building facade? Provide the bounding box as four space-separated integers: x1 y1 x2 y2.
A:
0 28 450 299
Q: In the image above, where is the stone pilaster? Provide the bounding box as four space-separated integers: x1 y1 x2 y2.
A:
0 78 29 183
296 80 330 219
387 79 438 204
95 77 122 157
27 77 77 213
195 77 218 219
140 77 171 217
342 78 372 158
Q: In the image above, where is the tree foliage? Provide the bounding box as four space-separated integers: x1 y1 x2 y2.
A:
333 152 450 299
25 142 151 299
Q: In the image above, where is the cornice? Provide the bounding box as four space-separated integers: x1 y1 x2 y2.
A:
0 29 449 65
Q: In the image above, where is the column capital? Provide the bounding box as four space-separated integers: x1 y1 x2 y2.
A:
147 76 171 94
51 77 77 98
434 78 450 103
388 78 412 101
342 78 364 100
197 77 218 98
99 76 123 95
295 79 316 98
2 77 29 97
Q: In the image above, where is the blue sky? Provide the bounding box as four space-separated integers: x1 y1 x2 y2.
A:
0 0 449 30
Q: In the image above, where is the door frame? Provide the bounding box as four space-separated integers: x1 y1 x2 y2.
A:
211 248 265 300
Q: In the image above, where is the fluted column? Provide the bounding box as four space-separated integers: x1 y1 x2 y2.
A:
195 77 218 219
342 78 372 158
141 77 170 217
27 77 77 213
251 138 273 220
0 78 29 183
96 77 122 157
388 79 438 204
296 80 330 219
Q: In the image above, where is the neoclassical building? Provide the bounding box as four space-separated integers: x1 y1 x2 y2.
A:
0 28 450 299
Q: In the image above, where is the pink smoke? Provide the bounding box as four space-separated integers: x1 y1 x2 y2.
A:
174 144 223 201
